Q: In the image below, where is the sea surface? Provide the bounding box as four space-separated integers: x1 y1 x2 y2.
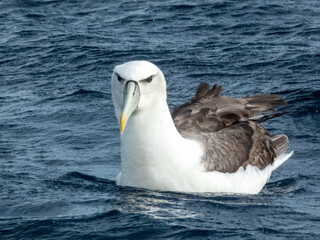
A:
1 0 319 239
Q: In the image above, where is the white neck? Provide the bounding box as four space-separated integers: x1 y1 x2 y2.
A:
118 100 203 189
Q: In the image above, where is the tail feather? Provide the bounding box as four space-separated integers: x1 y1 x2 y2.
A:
271 134 289 157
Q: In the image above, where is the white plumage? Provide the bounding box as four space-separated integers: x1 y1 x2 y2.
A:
111 60 293 194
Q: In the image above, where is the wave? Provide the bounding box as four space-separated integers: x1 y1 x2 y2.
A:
35 89 109 105
60 171 114 184
44 171 116 193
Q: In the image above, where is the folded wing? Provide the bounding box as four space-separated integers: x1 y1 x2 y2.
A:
172 83 289 173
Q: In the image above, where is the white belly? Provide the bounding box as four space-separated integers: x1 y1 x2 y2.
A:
117 151 293 194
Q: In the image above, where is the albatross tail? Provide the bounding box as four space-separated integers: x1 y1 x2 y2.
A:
271 134 293 171
272 134 289 157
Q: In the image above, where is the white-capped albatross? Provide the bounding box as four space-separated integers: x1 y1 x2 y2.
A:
111 60 293 194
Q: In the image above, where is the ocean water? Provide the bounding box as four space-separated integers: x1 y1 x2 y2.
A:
1 0 319 239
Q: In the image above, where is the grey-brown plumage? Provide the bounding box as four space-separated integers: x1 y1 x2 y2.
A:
172 83 289 173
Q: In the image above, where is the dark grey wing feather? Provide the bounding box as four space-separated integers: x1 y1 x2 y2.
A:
172 83 287 135
201 121 277 173
172 83 289 173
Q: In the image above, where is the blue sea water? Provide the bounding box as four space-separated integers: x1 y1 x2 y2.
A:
0 0 319 239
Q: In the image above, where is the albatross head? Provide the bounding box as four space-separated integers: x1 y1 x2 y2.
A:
111 61 167 134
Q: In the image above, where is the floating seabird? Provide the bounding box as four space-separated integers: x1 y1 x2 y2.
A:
111 61 293 194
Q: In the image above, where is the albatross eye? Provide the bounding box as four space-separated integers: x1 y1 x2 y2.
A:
144 76 153 83
117 74 124 82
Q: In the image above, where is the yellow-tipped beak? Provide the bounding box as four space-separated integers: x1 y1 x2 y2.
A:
120 113 126 134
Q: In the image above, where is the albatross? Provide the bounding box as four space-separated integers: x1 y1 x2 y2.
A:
111 60 293 194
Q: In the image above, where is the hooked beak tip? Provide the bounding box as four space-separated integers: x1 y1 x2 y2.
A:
120 113 126 134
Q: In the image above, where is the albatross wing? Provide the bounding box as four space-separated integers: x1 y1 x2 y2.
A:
172 83 290 173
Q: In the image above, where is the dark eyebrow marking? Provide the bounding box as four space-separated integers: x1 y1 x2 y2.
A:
141 75 153 83
116 73 125 82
